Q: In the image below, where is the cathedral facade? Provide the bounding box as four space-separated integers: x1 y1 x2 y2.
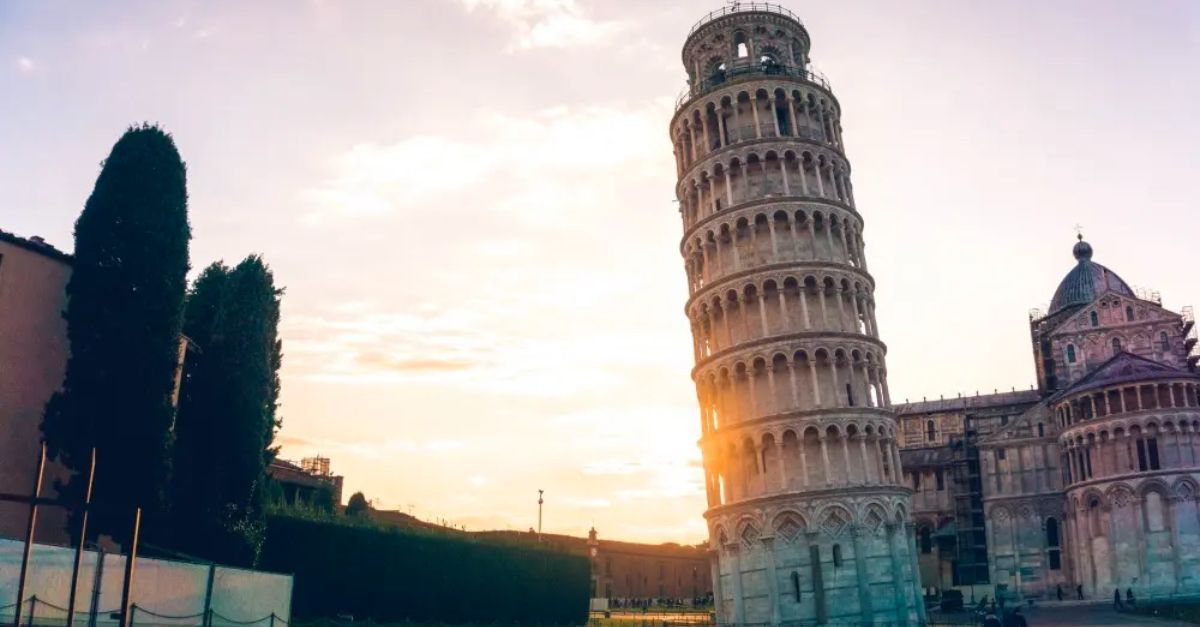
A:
898 238 1200 602
672 5 923 625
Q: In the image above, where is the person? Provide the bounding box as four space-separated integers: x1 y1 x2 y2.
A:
1114 589 1123 611
1077 584 1084 600
1127 588 1136 609
1056 584 1063 601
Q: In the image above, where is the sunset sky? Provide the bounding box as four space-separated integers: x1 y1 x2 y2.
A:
4 0 1200 544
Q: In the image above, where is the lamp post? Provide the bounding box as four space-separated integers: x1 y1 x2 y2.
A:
537 489 544 542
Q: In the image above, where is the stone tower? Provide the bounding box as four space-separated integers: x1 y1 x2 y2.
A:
671 5 924 624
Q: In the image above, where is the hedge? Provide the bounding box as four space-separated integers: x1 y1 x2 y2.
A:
260 515 589 624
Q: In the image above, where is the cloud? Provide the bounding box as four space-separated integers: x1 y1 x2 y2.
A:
459 0 625 51
356 352 478 373
301 102 671 224
15 57 35 73
276 434 469 460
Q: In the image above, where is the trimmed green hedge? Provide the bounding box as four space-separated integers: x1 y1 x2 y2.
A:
260 515 589 624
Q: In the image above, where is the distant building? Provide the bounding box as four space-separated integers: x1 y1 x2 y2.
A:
897 238 1200 601
267 457 344 506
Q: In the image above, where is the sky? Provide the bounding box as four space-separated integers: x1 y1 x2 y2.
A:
3 0 1200 544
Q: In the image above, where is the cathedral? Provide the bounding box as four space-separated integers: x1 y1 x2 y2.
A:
669 4 1200 625
898 237 1200 602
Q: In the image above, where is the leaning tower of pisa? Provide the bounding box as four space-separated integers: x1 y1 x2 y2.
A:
672 5 924 625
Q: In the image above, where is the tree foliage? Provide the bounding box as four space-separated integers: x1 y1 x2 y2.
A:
172 256 282 565
42 124 190 539
345 492 369 517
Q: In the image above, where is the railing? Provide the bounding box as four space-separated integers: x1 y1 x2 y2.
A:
686 3 806 39
675 62 832 111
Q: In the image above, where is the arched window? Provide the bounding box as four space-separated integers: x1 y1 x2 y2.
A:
1090 311 1099 327
1126 305 1135 322
926 420 936 442
734 32 749 58
1161 331 1170 351
791 571 802 602
1037 422 1045 437
1066 344 1076 363
1046 518 1061 570
831 544 842 568
919 527 932 554
1112 337 1122 354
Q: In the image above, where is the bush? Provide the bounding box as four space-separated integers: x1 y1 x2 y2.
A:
260 515 589 624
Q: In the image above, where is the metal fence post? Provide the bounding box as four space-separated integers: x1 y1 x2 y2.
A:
67 449 97 627
13 443 47 627
28 596 37 626
118 508 141 627
202 563 216 627
269 612 276 627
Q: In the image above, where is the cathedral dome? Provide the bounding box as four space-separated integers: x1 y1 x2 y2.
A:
1048 238 1134 315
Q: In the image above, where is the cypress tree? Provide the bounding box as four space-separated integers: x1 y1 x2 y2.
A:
172 256 282 564
42 124 190 540
171 262 230 551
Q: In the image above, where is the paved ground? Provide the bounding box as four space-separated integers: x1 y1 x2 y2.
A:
1021 604 1197 626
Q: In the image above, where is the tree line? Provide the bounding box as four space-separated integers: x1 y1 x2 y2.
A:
41 124 282 565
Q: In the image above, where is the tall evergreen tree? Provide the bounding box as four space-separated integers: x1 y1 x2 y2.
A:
42 124 190 540
172 256 282 565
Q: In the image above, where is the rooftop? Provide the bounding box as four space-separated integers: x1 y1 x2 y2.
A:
0 228 71 263
891 389 1042 416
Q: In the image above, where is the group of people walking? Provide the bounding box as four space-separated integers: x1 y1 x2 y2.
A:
1053 583 1136 611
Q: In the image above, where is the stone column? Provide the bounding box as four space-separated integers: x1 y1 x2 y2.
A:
877 438 889 482
850 526 874 622
808 360 821 407
905 523 927 623
750 97 762 139
1168 496 1183 593
762 537 782 625
799 288 811 329
709 549 726 624
840 434 852 485
819 435 832 486
786 94 799 136
798 436 810 487
887 523 910 625
859 435 871 484
758 292 770 337
787 363 800 409
729 544 746 625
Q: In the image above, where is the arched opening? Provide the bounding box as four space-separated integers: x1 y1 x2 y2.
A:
1090 311 1099 327
791 571 801 603
734 32 749 58
1161 331 1170 351
1046 517 1061 570
919 527 932 554
926 420 936 442
1067 344 1076 363
1112 337 1122 354
831 544 842 568
1037 422 1045 437
1126 305 1135 322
